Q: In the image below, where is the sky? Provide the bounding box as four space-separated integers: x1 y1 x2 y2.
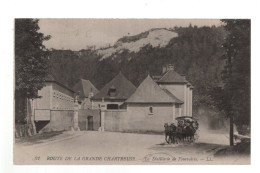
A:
39 19 222 51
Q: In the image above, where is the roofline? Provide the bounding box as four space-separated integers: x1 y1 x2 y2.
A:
158 69 190 83
91 98 126 101
45 80 75 93
125 101 181 104
158 68 171 82
157 81 188 84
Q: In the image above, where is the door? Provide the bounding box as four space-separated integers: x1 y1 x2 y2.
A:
87 116 94 131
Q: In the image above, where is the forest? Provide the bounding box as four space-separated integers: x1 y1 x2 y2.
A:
50 25 227 114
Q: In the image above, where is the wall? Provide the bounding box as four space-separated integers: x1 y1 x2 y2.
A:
186 86 190 116
189 88 193 116
126 103 175 132
103 103 176 133
159 84 193 116
159 84 186 115
33 82 76 132
104 110 128 132
92 100 124 110
78 109 100 131
35 110 74 132
52 83 74 110
33 83 51 110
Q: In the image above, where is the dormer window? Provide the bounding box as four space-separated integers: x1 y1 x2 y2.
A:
108 85 116 97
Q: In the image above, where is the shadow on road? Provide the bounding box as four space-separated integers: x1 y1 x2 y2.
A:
15 131 64 145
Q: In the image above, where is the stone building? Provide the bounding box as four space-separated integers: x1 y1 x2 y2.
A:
91 72 136 110
32 74 76 132
96 65 194 133
72 79 99 109
157 64 193 116
124 75 183 132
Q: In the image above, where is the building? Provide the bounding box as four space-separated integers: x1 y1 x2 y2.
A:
97 64 194 133
157 64 193 116
124 75 183 132
72 79 99 109
91 72 136 110
32 74 76 132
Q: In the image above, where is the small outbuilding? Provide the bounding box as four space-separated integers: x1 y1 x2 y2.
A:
124 75 183 132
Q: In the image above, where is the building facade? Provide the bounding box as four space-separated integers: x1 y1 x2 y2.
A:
157 65 193 116
32 75 76 132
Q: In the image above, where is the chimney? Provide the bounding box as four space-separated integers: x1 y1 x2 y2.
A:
162 66 167 74
167 64 174 71
162 64 174 74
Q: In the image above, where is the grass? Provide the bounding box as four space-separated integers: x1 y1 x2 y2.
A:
15 131 64 145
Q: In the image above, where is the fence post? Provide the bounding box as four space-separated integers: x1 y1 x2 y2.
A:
73 101 80 131
100 101 106 132
100 110 105 132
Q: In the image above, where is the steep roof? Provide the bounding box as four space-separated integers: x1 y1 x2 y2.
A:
126 75 181 103
92 72 136 100
45 74 75 93
162 88 183 104
72 79 99 98
157 69 188 83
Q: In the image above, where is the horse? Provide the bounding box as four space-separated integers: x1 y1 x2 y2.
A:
169 123 177 144
164 123 171 143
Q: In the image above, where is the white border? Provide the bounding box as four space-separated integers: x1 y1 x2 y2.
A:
0 0 259 173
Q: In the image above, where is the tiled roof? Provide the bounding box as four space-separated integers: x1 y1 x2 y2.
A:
157 69 188 83
126 75 180 103
162 88 183 104
45 74 75 93
73 79 99 98
92 72 136 100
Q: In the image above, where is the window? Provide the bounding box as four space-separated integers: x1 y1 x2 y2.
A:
149 106 153 115
107 104 119 110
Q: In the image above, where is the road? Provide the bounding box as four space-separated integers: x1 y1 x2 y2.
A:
14 131 249 165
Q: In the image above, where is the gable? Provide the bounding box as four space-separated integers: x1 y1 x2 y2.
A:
126 75 178 103
92 72 136 100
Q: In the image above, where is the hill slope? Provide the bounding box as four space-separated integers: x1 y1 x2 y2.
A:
49 25 227 113
97 28 178 60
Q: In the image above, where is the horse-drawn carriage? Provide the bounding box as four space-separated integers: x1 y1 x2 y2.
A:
164 116 199 144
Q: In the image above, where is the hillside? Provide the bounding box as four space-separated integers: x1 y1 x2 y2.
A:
97 28 178 60
49 25 227 115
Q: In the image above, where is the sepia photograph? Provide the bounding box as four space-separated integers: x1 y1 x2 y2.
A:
13 18 250 165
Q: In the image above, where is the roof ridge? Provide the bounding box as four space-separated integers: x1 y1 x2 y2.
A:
162 88 183 104
158 69 172 82
126 75 177 103
158 69 189 83
92 72 136 100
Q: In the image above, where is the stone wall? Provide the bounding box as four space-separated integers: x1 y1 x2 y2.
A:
78 109 100 131
103 103 175 133
35 110 74 133
104 110 128 132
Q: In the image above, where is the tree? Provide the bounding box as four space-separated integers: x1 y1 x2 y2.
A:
214 20 250 145
15 19 51 134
